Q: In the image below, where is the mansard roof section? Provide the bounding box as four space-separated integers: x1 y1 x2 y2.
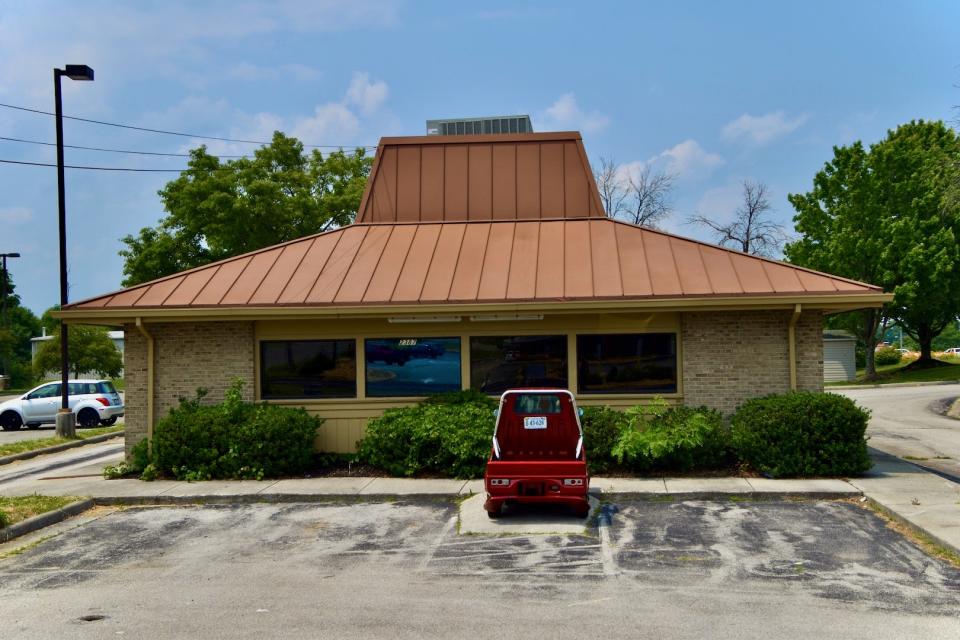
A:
356 132 606 223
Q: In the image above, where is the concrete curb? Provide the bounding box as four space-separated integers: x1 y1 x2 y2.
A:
830 380 960 390
0 498 95 544
0 431 124 467
862 497 960 558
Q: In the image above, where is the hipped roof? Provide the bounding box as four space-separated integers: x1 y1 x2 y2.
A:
61 132 889 321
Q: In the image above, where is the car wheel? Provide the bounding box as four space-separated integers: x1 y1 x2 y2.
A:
77 408 100 428
100 417 118 426
0 411 23 431
26 423 41 430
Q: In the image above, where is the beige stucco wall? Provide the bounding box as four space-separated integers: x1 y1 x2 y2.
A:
123 321 255 457
121 309 822 456
681 310 823 415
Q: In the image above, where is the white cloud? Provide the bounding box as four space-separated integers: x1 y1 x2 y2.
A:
721 111 810 145
345 72 389 115
291 104 362 144
0 207 33 225
538 93 610 133
651 140 724 178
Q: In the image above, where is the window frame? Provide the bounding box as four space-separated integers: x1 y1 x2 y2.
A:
259 338 358 400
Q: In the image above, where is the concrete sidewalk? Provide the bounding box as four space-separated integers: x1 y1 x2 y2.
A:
2 453 957 555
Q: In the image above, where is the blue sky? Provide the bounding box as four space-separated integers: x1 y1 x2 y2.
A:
0 0 957 315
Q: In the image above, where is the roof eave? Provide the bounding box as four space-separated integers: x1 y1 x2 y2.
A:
57 292 893 325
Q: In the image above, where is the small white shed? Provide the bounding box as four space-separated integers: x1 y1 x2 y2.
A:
823 330 857 382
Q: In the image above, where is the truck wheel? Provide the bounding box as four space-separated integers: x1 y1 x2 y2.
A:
77 408 100 428
0 411 22 431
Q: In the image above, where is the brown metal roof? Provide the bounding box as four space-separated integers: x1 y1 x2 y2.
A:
356 132 606 223
66 218 883 312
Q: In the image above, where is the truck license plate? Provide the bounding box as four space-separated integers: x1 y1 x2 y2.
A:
523 416 547 430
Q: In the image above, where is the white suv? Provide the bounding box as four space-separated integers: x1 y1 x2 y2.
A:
0 380 124 431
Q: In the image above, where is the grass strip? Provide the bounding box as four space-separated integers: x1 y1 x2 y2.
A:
0 425 123 458
0 495 82 528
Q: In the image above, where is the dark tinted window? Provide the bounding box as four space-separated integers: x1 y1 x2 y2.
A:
260 340 356 399
365 338 461 397
30 383 61 399
512 393 562 414
577 333 677 394
97 381 118 394
68 382 100 395
470 335 567 394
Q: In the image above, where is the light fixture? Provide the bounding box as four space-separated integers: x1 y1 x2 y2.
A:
387 315 462 324
469 314 544 322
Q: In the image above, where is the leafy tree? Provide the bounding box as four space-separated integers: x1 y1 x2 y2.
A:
932 319 960 351
788 120 960 370
120 132 372 286
0 273 41 387
872 121 960 362
34 325 123 379
787 140 890 376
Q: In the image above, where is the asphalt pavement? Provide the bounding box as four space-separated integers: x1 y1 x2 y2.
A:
835 383 960 481
1 499 958 639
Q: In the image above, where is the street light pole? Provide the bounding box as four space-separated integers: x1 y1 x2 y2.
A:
53 64 94 438
0 252 20 382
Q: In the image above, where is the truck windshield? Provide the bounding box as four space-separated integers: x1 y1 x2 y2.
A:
512 394 562 414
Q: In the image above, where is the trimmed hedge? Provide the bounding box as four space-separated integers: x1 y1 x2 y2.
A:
356 390 496 479
580 406 628 474
151 379 322 481
730 391 871 478
874 346 903 366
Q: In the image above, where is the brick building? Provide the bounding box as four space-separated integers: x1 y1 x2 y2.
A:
59 131 890 456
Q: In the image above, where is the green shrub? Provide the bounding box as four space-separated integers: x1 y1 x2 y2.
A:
0 508 8 529
151 379 322 481
874 346 902 366
103 438 152 480
580 406 628 474
612 399 729 471
730 392 871 478
357 392 496 479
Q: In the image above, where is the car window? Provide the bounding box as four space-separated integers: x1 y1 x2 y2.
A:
69 382 99 395
97 381 117 394
30 384 61 399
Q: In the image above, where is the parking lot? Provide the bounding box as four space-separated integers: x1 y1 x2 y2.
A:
1 497 958 639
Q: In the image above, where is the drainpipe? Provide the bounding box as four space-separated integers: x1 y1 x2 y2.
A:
788 303 802 391
135 318 155 454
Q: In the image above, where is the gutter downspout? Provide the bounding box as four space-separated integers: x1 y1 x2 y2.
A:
135 318 155 455
788 303 802 391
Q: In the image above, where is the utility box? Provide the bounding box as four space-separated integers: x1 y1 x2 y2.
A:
823 330 857 382
427 115 533 136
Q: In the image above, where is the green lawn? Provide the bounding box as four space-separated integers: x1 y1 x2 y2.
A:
0 495 81 528
827 358 960 386
0 425 123 458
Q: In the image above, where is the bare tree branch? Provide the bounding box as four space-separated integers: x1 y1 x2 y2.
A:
594 156 627 217
594 157 675 228
687 180 787 256
625 165 675 228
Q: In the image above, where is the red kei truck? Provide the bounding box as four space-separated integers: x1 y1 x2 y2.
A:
483 389 590 518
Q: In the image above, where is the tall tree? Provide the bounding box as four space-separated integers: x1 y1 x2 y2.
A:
120 132 372 286
872 121 960 363
787 120 960 371
0 273 41 387
34 325 123 379
689 180 786 256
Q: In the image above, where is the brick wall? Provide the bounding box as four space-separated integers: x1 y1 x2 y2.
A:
122 321 255 457
681 310 823 415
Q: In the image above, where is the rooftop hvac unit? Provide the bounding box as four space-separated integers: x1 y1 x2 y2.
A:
426 115 533 136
